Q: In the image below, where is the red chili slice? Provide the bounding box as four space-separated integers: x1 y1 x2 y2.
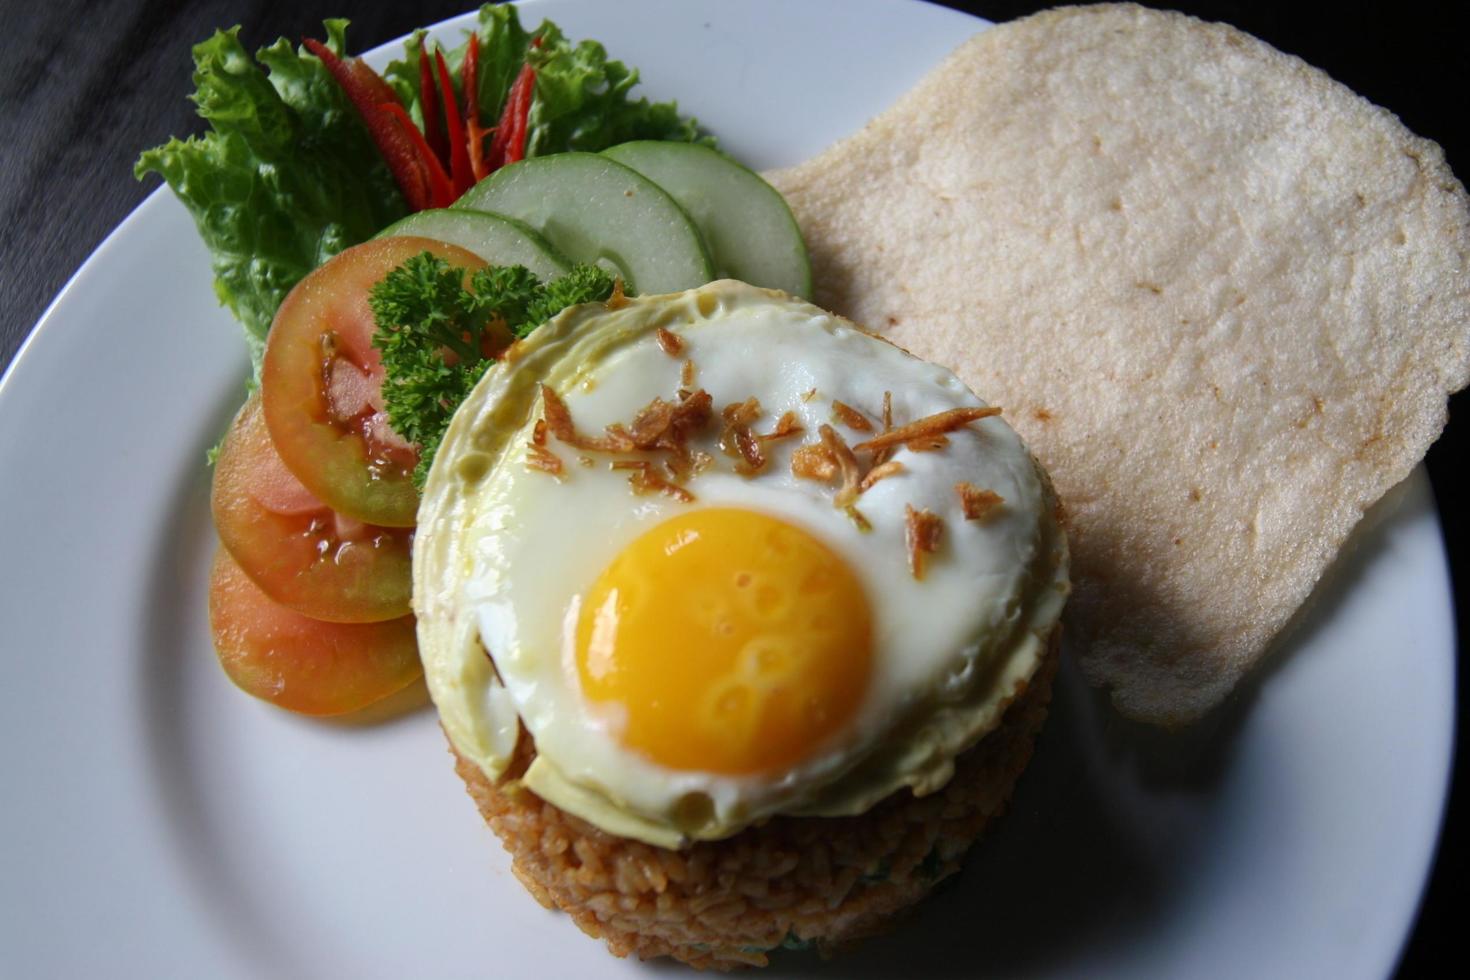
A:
434 47 474 196
463 34 490 181
377 103 456 209
418 45 448 166
488 50 538 170
302 37 435 211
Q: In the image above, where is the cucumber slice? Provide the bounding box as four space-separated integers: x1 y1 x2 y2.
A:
376 209 569 282
604 141 811 299
454 153 713 295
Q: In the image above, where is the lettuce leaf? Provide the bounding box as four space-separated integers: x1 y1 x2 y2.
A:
137 5 707 371
135 22 407 368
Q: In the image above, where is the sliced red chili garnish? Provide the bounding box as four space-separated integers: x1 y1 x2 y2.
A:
377 102 456 209
488 60 536 169
308 31 542 210
304 37 436 210
418 46 448 167
463 34 490 181
434 48 474 196
506 72 533 165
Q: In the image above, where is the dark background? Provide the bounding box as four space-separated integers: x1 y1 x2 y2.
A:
0 1 1461 975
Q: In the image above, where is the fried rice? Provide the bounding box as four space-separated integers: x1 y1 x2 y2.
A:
449 630 1060 970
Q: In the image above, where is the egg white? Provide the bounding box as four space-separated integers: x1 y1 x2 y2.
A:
415 281 1068 847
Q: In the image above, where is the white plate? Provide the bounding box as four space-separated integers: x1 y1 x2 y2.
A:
0 1 1452 976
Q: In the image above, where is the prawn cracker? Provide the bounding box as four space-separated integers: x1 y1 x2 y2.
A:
768 4 1470 724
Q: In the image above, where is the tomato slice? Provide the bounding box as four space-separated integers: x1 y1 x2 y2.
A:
208 548 422 716
212 393 414 623
260 236 486 526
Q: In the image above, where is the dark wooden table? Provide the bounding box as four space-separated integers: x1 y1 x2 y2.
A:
1 1 1460 974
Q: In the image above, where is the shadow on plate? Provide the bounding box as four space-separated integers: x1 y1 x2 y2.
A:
137 389 295 976
702 653 1167 980
702 475 1428 978
135 387 433 975
134 382 1428 977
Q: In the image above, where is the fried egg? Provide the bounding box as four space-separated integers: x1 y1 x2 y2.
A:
415 281 1068 848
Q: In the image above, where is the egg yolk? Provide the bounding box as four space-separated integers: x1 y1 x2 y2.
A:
575 508 873 775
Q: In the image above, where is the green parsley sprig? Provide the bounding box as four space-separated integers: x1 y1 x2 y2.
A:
369 252 615 486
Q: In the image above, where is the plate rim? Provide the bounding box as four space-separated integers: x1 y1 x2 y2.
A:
0 1 1454 976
